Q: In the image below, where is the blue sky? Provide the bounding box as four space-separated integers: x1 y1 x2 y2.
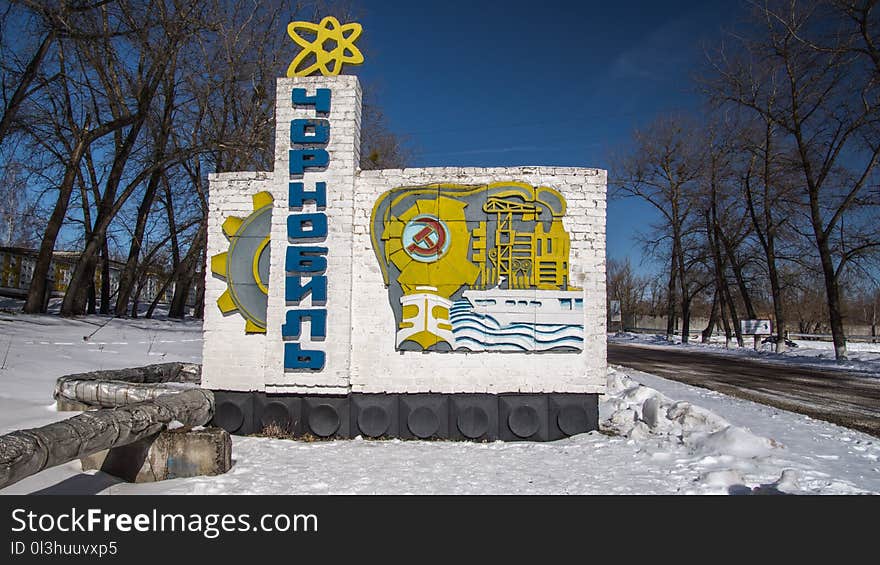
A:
342 0 748 274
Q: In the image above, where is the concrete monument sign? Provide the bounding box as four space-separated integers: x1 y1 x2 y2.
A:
202 20 607 441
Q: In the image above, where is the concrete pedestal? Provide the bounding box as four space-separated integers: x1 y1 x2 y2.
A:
81 427 232 483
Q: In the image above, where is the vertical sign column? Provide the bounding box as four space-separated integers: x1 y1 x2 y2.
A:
264 76 361 394
284 87 331 372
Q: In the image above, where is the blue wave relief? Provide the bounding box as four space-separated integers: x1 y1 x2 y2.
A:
449 300 583 352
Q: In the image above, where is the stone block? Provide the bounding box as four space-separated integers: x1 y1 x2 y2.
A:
303 396 350 438
255 393 304 435
81 427 232 483
211 390 257 435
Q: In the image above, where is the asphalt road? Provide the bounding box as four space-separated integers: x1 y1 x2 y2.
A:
607 343 880 438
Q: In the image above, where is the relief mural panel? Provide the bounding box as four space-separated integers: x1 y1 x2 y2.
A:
370 182 584 352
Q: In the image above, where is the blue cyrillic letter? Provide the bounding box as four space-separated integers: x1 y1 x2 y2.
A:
282 309 327 339
292 88 331 114
287 213 328 240
289 182 327 209
284 342 325 370
285 275 327 304
286 246 327 273
289 149 328 175
290 119 330 144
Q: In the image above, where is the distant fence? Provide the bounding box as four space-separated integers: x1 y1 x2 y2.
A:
620 327 706 339
619 327 878 343
788 333 879 343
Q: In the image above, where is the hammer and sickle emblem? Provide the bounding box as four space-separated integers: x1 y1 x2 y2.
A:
402 216 449 262
407 218 447 256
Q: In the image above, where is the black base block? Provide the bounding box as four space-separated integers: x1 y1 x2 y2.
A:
451 394 499 441
548 394 599 441
211 391 257 435
499 394 549 441
303 396 350 439
210 391 598 442
255 394 303 436
352 394 398 438
399 394 449 440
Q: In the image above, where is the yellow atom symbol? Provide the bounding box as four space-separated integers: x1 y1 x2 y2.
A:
286 16 364 77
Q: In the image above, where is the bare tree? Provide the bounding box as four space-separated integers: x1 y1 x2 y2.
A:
20 31 137 313
360 102 410 170
612 116 706 342
708 0 880 360
59 1 199 316
607 257 650 331
0 0 119 146
6 0 409 321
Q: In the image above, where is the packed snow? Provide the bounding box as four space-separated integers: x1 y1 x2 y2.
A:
610 331 880 376
0 312 878 495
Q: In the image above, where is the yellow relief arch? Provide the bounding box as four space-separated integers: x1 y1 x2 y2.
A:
369 182 584 353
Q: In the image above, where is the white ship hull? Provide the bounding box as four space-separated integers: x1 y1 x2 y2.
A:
461 289 584 327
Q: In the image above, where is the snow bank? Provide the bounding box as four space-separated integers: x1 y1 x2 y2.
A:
609 332 880 375
601 367 833 494
0 315 877 495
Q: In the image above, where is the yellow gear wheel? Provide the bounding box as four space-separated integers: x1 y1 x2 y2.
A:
211 191 273 333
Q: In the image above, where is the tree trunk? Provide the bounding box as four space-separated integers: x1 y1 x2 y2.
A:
77 168 97 315
100 241 111 314
719 284 732 348
169 224 206 319
705 209 728 346
114 169 163 316
766 242 786 352
23 137 89 313
702 290 718 343
680 294 691 345
145 276 173 319
816 235 848 360
169 275 192 319
872 300 877 342
80 254 98 315
192 241 206 319
665 251 678 341
674 228 689 344
129 278 140 318
743 157 787 353
718 233 758 349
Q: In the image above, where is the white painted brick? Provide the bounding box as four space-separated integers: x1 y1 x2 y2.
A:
202 76 607 396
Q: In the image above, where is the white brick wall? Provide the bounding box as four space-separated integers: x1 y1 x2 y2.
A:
264 76 361 394
202 76 606 396
201 171 272 391
350 167 606 394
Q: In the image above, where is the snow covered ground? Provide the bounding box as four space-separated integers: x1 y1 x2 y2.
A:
0 313 878 495
610 331 880 376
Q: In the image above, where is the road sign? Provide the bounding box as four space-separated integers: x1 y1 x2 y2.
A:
741 319 772 335
609 300 621 322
